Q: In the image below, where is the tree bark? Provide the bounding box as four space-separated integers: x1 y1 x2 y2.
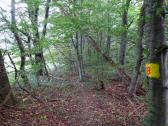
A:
72 33 84 81
34 7 44 76
42 0 51 78
106 2 111 57
27 0 50 76
0 50 16 106
42 0 51 37
106 32 111 57
11 0 30 89
119 0 131 65
145 0 167 125
129 3 146 96
8 53 18 80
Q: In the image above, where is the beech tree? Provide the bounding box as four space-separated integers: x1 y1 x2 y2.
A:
129 2 146 96
145 0 168 125
11 0 30 88
0 50 16 106
71 32 85 81
26 0 50 76
119 0 131 65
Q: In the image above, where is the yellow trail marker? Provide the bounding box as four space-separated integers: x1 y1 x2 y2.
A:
145 63 160 79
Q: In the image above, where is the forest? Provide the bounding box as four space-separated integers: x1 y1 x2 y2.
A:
0 0 168 126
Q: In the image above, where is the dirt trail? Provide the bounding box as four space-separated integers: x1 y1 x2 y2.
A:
71 78 96 125
0 76 147 126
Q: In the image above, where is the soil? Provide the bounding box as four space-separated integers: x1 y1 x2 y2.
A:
0 75 147 126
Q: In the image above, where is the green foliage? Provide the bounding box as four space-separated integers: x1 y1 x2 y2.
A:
0 0 142 85
0 0 150 125
26 0 41 8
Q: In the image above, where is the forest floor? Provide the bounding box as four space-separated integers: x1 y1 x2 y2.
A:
0 74 147 126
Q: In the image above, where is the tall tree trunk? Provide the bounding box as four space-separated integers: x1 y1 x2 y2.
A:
106 30 111 57
27 0 50 77
80 34 85 75
106 15 111 57
75 33 84 81
0 50 16 106
129 3 146 96
106 35 111 56
42 0 51 37
119 0 131 65
34 7 44 76
41 0 51 78
8 53 18 80
71 33 84 81
11 0 30 89
145 0 167 125
27 36 34 66
106 1 111 57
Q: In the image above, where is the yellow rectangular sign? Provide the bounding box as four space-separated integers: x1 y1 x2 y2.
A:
145 63 160 79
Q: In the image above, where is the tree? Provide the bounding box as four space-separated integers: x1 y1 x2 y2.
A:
0 50 16 106
71 32 85 81
119 0 131 65
145 0 168 125
11 0 30 88
26 0 50 76
129 2 145 96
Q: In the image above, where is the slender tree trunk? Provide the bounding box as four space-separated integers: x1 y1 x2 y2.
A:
11 0 30 89
41 0 51 78
71 33 84 81
119 0 131 65
42 0 51 37
80 34 85 75
106 19 111 57
145 0 167 125
0 50 16 106
8 53 18 80
27 36 34 66
106 2 111 57
129 3 146 96
88 41 91 57
106 34 111 57
75 33 84 81
34 7 45 76
27 0 50 77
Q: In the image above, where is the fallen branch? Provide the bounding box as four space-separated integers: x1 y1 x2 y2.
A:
87 35 116 66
